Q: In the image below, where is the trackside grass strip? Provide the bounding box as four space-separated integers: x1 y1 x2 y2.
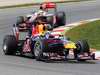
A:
65 20 100 50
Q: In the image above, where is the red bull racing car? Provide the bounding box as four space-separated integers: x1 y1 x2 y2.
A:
2 16 95 62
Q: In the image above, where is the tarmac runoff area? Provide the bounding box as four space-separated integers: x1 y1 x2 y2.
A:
52 18 100 60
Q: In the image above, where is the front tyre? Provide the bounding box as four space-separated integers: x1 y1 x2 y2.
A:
74 40 90 61
76 40 90 53
34 40 44 61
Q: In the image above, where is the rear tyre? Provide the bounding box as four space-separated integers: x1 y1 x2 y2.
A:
3 35 17 55
56 11 66 26
46 16 54 28
16 16 25 25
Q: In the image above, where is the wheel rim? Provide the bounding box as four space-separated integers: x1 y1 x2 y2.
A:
76 43 82 53
77 44 81 50
34 42 41 57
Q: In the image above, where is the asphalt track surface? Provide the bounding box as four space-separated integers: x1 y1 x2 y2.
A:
0 0 100 75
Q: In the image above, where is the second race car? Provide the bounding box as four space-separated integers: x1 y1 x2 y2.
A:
16 2 66 31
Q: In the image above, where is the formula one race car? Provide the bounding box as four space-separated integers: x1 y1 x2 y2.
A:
2 16 95 62
16 2 66 31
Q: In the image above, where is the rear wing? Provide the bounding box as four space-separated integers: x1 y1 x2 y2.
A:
41 2 56 9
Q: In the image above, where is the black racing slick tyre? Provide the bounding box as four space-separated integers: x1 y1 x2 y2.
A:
76 40 90 53
46 16 54 28
3 35 17 55
74 40 90 61
34 40 44 61
56 11 66 26
16 16 25 25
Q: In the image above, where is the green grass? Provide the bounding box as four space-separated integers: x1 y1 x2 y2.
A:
65 20 100 50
